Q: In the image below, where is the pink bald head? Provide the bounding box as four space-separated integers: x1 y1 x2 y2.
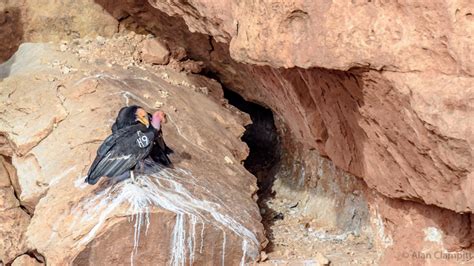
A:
151 111 166 130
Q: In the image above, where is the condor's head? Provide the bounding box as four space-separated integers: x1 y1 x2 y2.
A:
150 111 167 130
135 108 150 128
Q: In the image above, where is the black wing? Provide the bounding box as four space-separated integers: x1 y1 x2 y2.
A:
95 134 116 157
150 129 172 166
111 105 139 133
87 133 120 181
86 125 155 185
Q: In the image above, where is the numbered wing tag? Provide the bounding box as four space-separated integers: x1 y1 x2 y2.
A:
136 131 150 148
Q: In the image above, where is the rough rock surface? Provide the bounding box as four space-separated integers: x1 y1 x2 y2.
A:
0 41 264 264
11 255 42 266
0 0 118 62
92 0 474 263
208 38 474 265
0 0 472 264
368 193 473 265
218 64 473 213
272 146 369 236
0 157 30 263
139 38 170 65
147 0 473 74
258 147 378 265
99 0 473 213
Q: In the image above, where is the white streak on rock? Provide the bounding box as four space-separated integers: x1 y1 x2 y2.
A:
200 222 205 254
240 239 247 266
188 215 197 265
50 166 77 186
78 191 121 245
74 175 88 189
145 207 150 236
68 163 259 265
170 213 186 266
221 231 226 266
72 73 117 86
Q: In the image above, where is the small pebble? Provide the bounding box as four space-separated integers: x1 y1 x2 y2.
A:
160 73 169 80
61 66 71 74
224 156 233 164
273 212 284 220
260 251 268 262
60 44 68 52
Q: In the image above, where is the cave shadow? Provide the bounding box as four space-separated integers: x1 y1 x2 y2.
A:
278 66 367 179
0 7 23 79
232 66 372 251
222 87 282 253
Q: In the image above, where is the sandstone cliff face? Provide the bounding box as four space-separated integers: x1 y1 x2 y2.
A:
0 40 264 264
0 0 118 62
141 0 474 212
102 0 473 213
148 0 474 75
217 64 473 213
95 0 474 263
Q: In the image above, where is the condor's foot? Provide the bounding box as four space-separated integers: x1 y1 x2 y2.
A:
130 170 137 183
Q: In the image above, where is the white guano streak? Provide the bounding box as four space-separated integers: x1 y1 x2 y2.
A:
70 164 259 265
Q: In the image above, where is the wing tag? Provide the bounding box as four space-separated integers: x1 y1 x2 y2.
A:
136 131 150 148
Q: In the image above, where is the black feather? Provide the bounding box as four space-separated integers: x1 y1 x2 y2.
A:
111 105 139 134
85 123 156 185
150 129 173 166
112 106 173 166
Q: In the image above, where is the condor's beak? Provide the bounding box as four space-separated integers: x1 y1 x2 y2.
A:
137 115 150 128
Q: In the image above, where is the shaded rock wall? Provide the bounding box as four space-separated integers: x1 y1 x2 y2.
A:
369 193 473 265
0 4 23 63
214 63 472 212
272 144 370 236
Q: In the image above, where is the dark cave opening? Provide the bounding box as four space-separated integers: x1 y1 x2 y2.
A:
223 88 281 193
222 87 281 252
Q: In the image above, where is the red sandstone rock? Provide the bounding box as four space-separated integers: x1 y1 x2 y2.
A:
0 0 472 264
368 192 473 265
98 2 474 264
127 0 474 214
0 208 30 263
139 38 170 65
0 157 29 264
147 0 473 75
171 46 187 61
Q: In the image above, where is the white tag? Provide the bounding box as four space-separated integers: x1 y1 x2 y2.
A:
136 131 149 148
